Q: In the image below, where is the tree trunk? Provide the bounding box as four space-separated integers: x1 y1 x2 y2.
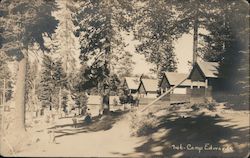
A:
14 54 28 131
192 2 199 65
193 14 198 65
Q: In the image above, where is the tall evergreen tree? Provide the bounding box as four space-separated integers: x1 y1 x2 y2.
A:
69 66 88 113
38 55 55 110
50 0 80 74
201 1 249 106
0 53 13 103
72 0 133 114
38 55 68 111
0 0 58 130
134 0 178 77
171 0 249 106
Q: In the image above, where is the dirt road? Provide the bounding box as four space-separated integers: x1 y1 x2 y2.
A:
16 112 144 157
15 105 250 157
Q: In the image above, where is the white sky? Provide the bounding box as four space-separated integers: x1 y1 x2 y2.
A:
174 34 193 73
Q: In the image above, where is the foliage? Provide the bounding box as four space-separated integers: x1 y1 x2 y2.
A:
38 55 54 108
168 0 249 106
116 51 135 78
0 53 13 102
109 74 121 95
191 102 217 112
49 0 79 74
69 67 88 110
130 112 158 136
61 89 69 112
113 98 119 106
119 90 128 105
198 1 249 106
0 0 59 58
134 0 179 76
72 0 134 95
26 60 39 110
71 91 88 110
38 55 67 109
0 0 59 130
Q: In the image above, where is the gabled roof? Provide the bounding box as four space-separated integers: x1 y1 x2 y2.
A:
197 61 219 78
124 77 140 90
164 72 191 86
140 79 158 92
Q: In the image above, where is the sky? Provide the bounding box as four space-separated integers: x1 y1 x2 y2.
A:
123 32 193 76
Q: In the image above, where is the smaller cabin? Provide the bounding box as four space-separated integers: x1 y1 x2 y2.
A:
138 79 158 98
123 77 140 94
159 72 192 103
160 72 191 94
188 61 219 102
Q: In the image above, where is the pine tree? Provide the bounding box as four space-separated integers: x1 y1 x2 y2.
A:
0 53 13 104
197 0 249 106
169 0 226 64
72 0 133 114
38 55 55 110
50 0 80 74
109 74 121 96
70 67 88 113
134 0 178 77
116 51 135 78
0 0 58 130
52 59 67 88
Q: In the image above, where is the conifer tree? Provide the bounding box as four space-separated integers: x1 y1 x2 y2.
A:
0 0 58 130
134 0 178 77
72 0 133 114
38 55 55 110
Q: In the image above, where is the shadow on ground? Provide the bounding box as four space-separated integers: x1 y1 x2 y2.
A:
118 112 249 158
52 110 128 139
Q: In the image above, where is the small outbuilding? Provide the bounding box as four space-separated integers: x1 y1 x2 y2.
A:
138 79 158 98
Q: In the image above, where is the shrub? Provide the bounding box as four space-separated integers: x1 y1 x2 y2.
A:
130 112 158 136
191 102 217 111
191 104 200 111
113 98 119 106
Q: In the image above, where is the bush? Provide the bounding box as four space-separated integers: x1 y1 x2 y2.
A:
191 102 217 112
130 112 158 136
113 98 119 106
191 104 200 111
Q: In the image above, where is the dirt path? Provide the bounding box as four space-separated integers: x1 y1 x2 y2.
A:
15 105 250 157
16 113 144 157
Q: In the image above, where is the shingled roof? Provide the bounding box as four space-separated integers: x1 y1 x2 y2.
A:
164 72 191 86
197 61 219 78
140 79 158 92
124 77 140 90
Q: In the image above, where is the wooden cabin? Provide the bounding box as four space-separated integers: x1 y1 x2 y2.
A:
160 72 191 94
123 77 140 94
188 61 219 102
159 72 191 102
138 79 158 98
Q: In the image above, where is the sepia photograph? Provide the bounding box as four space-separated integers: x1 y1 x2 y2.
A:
0 0 249 157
